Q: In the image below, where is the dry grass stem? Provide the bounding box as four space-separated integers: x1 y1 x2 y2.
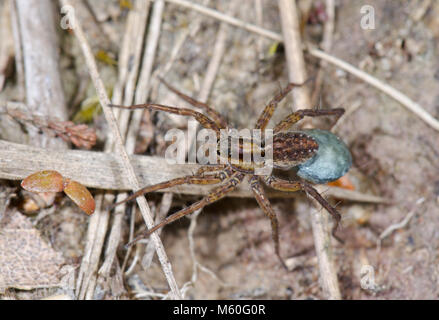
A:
310 0 335 107
278 0 341 300
15 0 68 149
379 197 425 242
60 0 182 300
0 137 387 204
99 0 152 283
160 0 439 132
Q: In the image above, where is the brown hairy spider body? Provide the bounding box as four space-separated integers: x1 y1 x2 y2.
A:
110 79 349 268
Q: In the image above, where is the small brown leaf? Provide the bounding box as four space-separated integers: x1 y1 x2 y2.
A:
21 170 64 193
63 179 95 215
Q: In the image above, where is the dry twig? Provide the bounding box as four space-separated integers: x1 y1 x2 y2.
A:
310 0 335 107
379 198 425 242
15 0 68 149
99 0 152 284
0 137 387 204
158 0 439 132
8 0 25 100
278 0 341 300
60 0 182 300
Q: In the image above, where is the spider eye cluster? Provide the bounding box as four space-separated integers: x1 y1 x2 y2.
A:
296 129 352 184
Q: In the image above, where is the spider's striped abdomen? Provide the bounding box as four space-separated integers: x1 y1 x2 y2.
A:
272 132 319 170
215 131 319 174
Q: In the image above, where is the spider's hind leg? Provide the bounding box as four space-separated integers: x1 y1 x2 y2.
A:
263 176 344 243
250 176 288 270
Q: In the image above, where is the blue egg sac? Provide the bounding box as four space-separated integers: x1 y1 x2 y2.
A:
296 129 352 184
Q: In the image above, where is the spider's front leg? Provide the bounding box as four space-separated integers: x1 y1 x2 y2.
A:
159 78 228 129
249 176 287 270
263 176 343 243
109 166 234 210
109 103 221 136
255 79 314 130
274 108 345 133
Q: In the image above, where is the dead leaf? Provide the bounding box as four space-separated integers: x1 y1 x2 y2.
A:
21 170 64 193
63 179 95 215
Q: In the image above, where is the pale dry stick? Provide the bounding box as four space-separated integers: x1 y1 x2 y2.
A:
307 47 439 131
128 0 165 150
111 8 137 112
278 0 311 111
331 100 362 134
278 0 341 300
104 3 149 281
310 0 335 108
180 209 229 298
151 0 208 138
61 0 182 300
0 137 388 203
81 0 119 50
16 0 68 149
122 0 166 278
186 8 230 157
160 0 439 132
329 84 367 133
124 245 141 276
138 0 229 282
0 1 13 93
179 5 233 295
98 0 151 281
77 0 151 298
8 0 24 100
332 83 366 111
162 0 282 41
197 0 234 103
140 192 174 271
379 197 425 242
153 0 208 78
134 290 168 299
254 0 264 60
73 4 141 294
410 0 432 21
76 180 108 297
136 1 230 292
78 189 107 300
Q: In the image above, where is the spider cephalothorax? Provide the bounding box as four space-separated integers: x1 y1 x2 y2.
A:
109 79 352 268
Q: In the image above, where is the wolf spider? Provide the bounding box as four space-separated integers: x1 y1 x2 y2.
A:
109 79 351 268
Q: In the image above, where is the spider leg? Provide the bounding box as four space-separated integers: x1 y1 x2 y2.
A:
126 172 245 247
159 77 228 129
196 164 227 176
264 176 344 243
255 79 314 130
109 103 221 136
109 166 234 210
249 176 287 270
274 108 345 133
